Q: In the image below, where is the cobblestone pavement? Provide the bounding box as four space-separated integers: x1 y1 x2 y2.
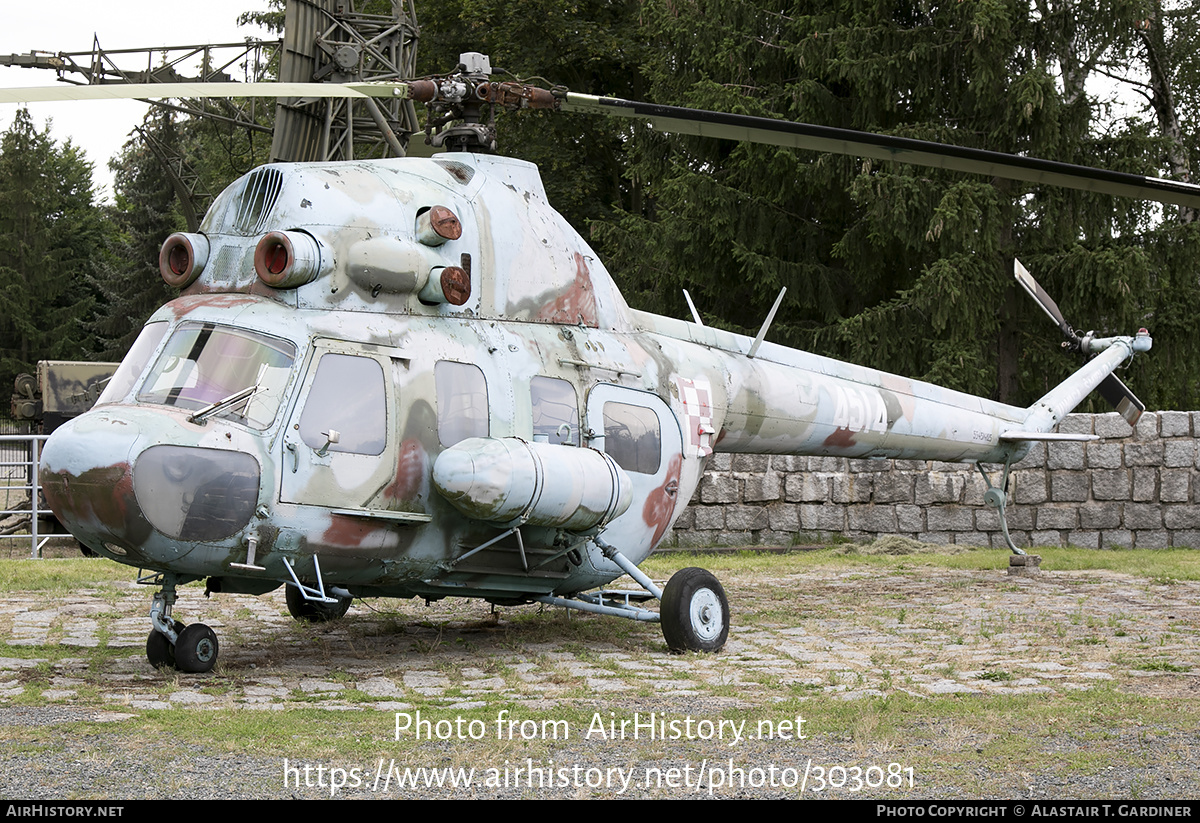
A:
1 566 1197 706
1 559 1199 798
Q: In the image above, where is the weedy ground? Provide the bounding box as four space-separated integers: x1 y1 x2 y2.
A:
1 541 1198 799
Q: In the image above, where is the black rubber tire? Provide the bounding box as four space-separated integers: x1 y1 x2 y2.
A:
660 567 730 653
174 623 219 673
145 621 184 669
285 584 352 622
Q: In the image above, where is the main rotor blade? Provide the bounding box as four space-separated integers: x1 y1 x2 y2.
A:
0 82 412 104
563 93 1200 210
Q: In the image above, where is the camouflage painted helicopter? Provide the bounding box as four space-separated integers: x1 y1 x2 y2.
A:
6 54 1187 673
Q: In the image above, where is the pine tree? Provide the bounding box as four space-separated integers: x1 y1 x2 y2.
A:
590 0 1200 408
90 111 185 359
0 110 105 390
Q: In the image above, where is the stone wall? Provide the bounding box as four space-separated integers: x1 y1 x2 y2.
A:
668 411 1200 550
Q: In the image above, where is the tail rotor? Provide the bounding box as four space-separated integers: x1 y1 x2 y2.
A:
1012 259 1146 425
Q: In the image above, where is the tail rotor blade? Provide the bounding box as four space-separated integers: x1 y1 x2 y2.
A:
1097 373 1145 425
1012 258 1078 347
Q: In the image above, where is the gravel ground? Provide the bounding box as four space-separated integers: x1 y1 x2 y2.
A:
2 555 1199 799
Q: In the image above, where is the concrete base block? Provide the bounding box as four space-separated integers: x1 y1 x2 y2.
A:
1008 554 1042 576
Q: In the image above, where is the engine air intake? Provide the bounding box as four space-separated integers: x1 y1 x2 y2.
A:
158 233 210 288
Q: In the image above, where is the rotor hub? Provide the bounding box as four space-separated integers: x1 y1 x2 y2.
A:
415 53 559 153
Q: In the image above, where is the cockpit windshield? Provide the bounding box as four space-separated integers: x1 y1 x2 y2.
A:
137 322 296 429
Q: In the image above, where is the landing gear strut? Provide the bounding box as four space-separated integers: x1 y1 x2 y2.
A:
977 461 1026 556
285 583 352 622
282 555 353 621
143 573 219 673
146 619 184 669
535 537 731 653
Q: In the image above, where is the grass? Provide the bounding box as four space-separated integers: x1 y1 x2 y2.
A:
0 555 133 590
2 685 1186 762
1131 658 1192 672
5 690 1188 799
644 546 1200 580
4 544 1194 595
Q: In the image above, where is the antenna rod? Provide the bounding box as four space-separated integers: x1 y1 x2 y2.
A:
683 289 704 326
748 287 787 358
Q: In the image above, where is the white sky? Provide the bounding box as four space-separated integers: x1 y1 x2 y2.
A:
0 0 272 201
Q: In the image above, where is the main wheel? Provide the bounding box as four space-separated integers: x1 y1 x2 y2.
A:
285 584 352 622
660 568 730 653
174 623 219 673
145 620 185 669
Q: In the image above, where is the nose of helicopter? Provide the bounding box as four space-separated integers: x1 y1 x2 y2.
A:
40 410 153 555
40 408 264 561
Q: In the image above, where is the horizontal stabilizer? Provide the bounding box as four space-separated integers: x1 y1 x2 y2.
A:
1000 431 1099 442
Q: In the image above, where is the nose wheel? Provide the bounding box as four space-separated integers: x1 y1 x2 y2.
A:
146 622 219 673
174 624 219 672
146 620 185 669
144 574 220 673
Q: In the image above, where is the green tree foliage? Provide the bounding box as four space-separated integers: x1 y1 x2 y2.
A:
182 103 274 204
239 0 286 33
89 111 184 359
0 110 105 390
588 0 1200 409
90 102 273 359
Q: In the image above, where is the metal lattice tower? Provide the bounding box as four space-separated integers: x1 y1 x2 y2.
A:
272 0 421 162
1 0 421 224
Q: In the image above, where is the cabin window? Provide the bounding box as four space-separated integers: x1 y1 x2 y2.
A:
602 401 661 474
437 361 489 446
531 376 578 445
96 321 169 406
137 322 295 429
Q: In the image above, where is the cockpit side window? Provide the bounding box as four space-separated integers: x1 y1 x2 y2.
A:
298 353 387 455
95 321 169 406
531 376 578 445
436 361 488 446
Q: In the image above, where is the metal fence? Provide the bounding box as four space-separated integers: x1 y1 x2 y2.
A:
0 430 50 558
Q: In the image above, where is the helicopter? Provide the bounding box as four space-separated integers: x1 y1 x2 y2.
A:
6 53 1186 673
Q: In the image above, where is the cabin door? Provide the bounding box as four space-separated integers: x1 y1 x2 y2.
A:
584 384 683 557
279 341 398 511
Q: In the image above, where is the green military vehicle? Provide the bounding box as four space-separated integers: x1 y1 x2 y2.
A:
11 361 119 433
